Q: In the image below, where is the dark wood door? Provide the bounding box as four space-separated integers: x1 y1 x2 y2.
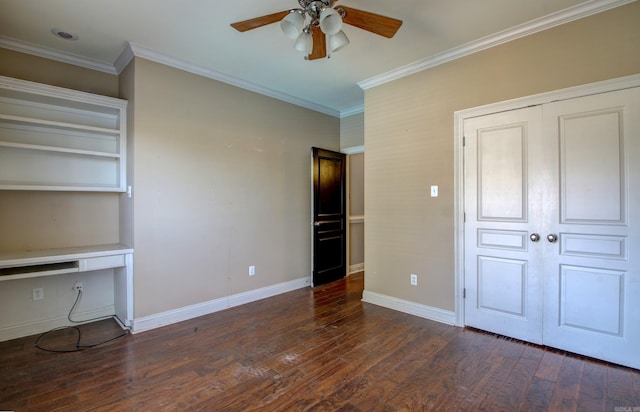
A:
312 147 346 286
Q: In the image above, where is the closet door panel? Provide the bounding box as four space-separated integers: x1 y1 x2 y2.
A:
463 106 544 344
463 86 640 369
543 87 640 370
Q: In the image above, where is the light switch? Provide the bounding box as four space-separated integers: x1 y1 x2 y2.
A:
430 185 438 197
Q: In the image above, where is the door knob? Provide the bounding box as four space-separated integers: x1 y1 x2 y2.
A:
547 233 558 243
530 233 540 242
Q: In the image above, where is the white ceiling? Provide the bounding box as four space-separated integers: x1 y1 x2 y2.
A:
0 0 632 117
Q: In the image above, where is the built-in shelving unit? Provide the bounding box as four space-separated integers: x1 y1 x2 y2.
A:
0 75 127 191
0 244 134 327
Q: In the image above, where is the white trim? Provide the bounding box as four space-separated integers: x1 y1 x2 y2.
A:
349 263 365 274
114 253 134 327
226 277 310 307
1 0 632 117
349 215 365 224
341 145 365 154
453 73 640 329
458 73 640 119
124 42 341 118
0 35 118 75
132 276 310 334
310 151 315 287
0 75 127 109
453 100 465 328
358 0 635 90
0 37 363 117
0 305 115 342
113 43 135 74
362 290 456 326
340 105 364 118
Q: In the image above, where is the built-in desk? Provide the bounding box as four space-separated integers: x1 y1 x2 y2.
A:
0 244 133 327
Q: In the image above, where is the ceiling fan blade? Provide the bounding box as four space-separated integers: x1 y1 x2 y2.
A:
230 10 291 32
308 27 327 60
339 6 402 38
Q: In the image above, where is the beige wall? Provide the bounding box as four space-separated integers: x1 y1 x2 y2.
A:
0 191 120 252
123 58 340 318
348 153 364 269
341 113 365 272
0 48 119 97
364 2 640 311
119 61 136 249
340 112 364 150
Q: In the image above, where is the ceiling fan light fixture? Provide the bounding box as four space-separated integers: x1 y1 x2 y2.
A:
230 0 402 61
319 8 342 35
294 29 313 54
280 11 305 39
329 30 349 52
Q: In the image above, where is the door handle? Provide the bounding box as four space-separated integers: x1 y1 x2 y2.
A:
313 221 321 227
547 233 558 243
530 233 540 242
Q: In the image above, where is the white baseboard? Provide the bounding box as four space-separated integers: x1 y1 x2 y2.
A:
132 277 311 334
362 290 456 326
349 263 364 274
0 305 115 342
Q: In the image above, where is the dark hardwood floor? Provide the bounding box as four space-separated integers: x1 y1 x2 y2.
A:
1 272 639 411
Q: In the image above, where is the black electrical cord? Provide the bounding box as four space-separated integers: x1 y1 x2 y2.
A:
35 289 131 353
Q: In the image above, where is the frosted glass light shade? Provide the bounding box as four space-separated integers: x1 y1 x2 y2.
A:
281 12 305 39
319 8 342 35
329 30 349 52
294 30 313 54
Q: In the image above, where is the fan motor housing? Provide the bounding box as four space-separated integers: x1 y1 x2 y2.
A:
299 0 333 19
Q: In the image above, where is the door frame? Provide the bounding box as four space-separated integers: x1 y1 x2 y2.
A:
453 73 640 327
310 147 348 287
343 145 365 276
310 146 364 286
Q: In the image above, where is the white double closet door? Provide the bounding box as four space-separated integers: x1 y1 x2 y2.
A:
464 87 640 369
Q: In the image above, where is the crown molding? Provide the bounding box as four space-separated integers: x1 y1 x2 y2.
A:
113 43 135 74
122 42 340 117
4 0 629 116
358 0 636 90
0 35 342 117
340 104 364 118
0 35 119 75
341 145 364 154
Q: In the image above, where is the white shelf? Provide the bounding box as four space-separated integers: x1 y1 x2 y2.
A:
0 261 80 281
0 244 132 281
0 141 121 158
0 114 120 135
0 244 133 268
0 76 127 192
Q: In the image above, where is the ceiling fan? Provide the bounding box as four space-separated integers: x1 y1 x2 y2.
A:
230 0 402 60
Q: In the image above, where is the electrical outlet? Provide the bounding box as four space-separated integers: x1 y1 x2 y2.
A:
32 288 44 301
249 265 255 276
410 274 418 286
74 282 83 293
